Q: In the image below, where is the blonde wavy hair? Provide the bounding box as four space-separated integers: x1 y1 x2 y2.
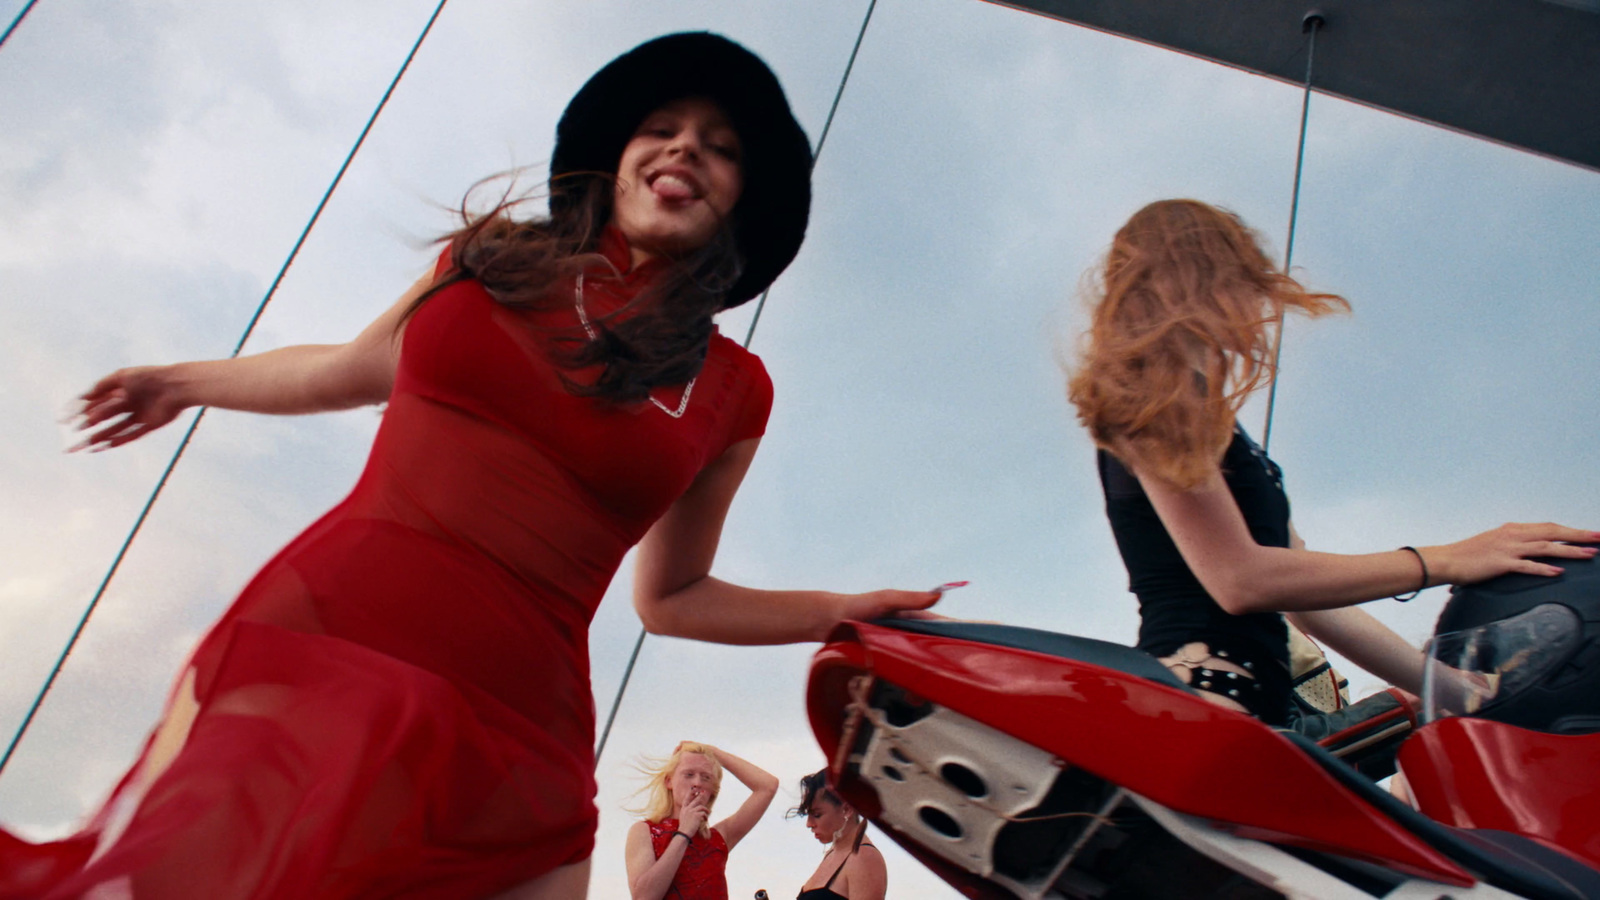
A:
629 742 724 827
1067 199 1348 488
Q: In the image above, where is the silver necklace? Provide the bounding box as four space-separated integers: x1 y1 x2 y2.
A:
573 273 696 418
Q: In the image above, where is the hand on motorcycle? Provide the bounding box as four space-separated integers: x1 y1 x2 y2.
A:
835 589 944 623
1426 522 1600 585
1426 664 1500 716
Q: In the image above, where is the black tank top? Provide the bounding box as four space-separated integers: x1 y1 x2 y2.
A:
797 836 872 900
1098 425 1292 722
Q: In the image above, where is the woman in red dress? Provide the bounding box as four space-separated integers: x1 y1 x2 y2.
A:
3 33 938 900
623 742 776 900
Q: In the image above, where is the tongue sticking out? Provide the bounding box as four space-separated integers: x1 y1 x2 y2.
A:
653 175 697 202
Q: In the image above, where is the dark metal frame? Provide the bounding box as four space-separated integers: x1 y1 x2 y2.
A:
985 0 1600 172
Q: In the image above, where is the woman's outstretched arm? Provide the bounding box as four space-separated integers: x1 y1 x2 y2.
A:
73 271 434 451
704 745 778 851
1288 607 1426 694
633 438 939 645
1283 524 1427 693
1135 464 1599 616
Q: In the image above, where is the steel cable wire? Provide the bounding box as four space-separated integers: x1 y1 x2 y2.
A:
0 0 40 54
595 0 881 765
1261 12 1323 452
0 0 454 780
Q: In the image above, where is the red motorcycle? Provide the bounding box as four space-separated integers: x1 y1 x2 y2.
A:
805 553 1600 899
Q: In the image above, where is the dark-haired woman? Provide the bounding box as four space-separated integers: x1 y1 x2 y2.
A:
1 33 936 900
791 771 885 900
1067 198 1597 725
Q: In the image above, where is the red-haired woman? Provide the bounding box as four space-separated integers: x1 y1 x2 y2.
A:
2 33 937 900
1067 198 1597 725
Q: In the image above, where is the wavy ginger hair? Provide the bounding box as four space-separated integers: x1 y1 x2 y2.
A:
629 742 724 828
1067 200 1347 488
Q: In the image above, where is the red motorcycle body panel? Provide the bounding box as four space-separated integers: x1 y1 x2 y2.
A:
808 621 1474 885
1400 717 1600 868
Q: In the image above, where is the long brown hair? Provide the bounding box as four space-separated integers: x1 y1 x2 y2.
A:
408 170 743 404
1067 199 1348 488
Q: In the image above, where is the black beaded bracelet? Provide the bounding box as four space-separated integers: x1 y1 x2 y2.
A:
671 830 692 844
1394 546 1428 602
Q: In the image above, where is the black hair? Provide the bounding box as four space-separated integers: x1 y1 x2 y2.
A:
787 769 843 819
404 170 742 405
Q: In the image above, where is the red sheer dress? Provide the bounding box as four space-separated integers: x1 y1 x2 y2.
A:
0 229 773 899
648 818 729 900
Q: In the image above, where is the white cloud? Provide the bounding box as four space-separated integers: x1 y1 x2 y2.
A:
1 0 1596 896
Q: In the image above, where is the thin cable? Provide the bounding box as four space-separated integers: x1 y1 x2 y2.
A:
0 0 452 782
0 0 40 53
1260 12 1322 453
742 0 879 346
595 0 881 765
592 629 647 764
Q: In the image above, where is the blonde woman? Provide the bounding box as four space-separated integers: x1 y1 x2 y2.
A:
1068 198 1597 725
625 742 777 900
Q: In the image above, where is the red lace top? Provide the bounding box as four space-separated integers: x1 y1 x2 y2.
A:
650 818 730 900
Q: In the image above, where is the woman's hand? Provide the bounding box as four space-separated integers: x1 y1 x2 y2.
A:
633 437 948 643
675 785 712 837
1431 665 1498 716
73 365 190 451
834 589 943 623
701 744 777 851
1426 522 1600 586
66 271 430 454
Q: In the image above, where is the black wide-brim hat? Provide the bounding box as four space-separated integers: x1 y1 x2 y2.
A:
550 32 813 309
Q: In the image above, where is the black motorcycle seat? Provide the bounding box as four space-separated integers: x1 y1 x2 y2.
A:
871 618 1190 690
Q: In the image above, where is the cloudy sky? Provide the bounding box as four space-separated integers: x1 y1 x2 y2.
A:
1 0 1596 896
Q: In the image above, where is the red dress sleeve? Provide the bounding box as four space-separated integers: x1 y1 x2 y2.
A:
726 352 773 449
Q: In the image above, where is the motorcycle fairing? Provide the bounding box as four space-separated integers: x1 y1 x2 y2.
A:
807 620 1472 885
1400 717 1600 867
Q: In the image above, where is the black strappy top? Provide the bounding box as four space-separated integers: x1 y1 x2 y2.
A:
797 833 873 900
1097 424 1294 723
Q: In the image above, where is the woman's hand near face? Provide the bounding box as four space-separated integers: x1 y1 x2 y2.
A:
675 787 711 837
1423 522 1600 586
703 745 778 851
